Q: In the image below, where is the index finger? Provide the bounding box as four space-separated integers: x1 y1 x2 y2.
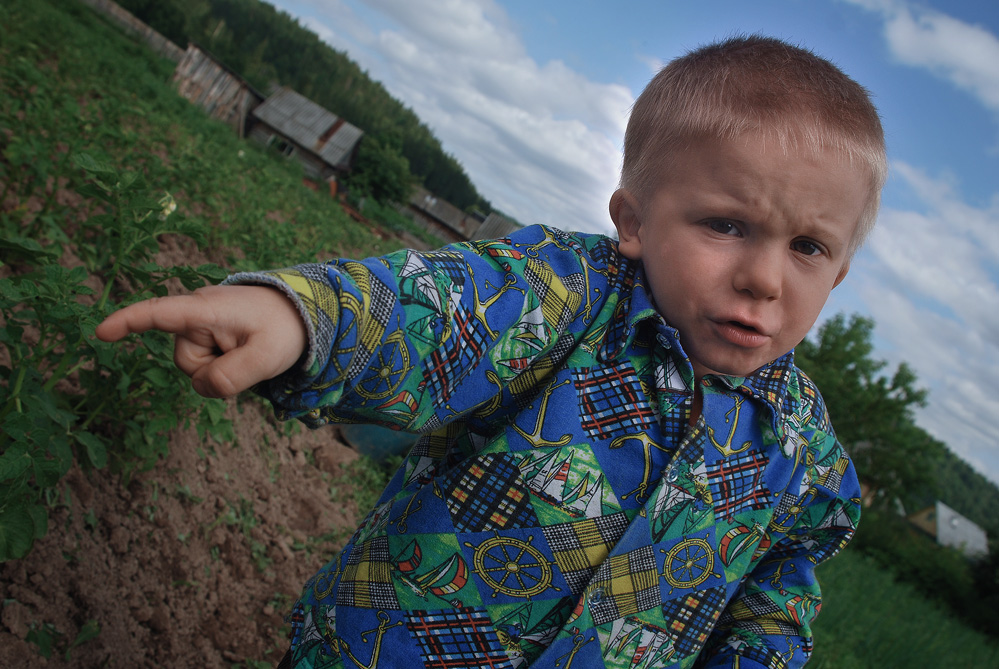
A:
95 295 206 342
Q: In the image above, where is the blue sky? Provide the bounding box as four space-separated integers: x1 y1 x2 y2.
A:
269 0 999 486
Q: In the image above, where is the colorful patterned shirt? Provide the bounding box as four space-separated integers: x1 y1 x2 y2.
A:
231 224 861 669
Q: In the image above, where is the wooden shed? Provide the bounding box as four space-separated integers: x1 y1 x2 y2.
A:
472 212 520 241
405 186 480 243
248 87 364 183
172 44 265 138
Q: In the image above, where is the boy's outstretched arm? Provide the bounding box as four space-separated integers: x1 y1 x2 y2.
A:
95 285 308 399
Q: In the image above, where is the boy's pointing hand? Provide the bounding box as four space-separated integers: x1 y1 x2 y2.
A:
95 285 308 399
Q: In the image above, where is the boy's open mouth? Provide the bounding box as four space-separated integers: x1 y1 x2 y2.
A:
728 320 758 332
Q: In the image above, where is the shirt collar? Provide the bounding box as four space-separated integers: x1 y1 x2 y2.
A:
599 259 796 418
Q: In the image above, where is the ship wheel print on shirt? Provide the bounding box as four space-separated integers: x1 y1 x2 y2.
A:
464 533 562 599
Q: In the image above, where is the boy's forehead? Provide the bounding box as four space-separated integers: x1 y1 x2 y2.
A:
647 130 876 196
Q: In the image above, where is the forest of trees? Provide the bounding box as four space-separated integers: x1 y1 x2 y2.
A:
117 0 495 213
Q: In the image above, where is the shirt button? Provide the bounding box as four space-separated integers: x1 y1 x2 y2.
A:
665 468 679 483
588 587 605 604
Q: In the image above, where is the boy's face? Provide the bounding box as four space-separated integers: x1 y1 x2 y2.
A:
611 132 868 382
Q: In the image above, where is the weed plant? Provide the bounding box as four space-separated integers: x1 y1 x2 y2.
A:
0 0 400 561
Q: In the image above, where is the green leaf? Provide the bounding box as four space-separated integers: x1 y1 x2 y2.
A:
0 444 32 482
0 504 35 562
202 398 226 425
74 431 108 469
65 619 101 661
27 503 48 540
196 264 228 283
1 413 32 444
0 235 58 263
72 152 116 175
118 170 140 190
32 455 64 489
142 366 172 389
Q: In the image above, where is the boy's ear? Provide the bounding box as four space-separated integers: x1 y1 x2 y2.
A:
833 260 851 288
610 188 643 260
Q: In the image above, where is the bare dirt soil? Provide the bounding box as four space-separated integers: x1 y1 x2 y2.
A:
0 398 366 668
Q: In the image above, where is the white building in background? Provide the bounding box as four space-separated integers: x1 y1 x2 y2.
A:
908 500 989 559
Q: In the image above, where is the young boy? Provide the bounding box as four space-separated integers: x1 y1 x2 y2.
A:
97 35 883 668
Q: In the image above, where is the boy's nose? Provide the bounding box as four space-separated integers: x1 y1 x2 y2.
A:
732 251 783 300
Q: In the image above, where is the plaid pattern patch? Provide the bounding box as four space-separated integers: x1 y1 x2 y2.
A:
336 537 399 609
339 263 395 382
507 356 557 410
815 453 848 494
445 453 536 532
719 591 798 636
423 250 470 283
707 451 772 520
657 399 689 447
524 258 583 332
573 363 656 440
588 546 660 626
587 236 622 269
422 305 490 402
542 513 630 595
662 586 725 657
405 606 509 668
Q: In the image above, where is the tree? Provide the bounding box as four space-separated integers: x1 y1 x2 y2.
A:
346 135 413 204
795 314 940 508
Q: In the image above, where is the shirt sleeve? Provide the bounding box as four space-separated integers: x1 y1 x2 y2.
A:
697 424 862 667
223 225 612 431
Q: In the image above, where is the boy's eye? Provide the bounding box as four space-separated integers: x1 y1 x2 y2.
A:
708 219 739 235
792 240 822 256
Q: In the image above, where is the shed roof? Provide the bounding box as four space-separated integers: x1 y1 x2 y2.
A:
251 87 364 170
409 186 467 232
474 212 521 240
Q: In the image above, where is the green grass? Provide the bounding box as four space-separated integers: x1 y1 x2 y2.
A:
810 548 999 667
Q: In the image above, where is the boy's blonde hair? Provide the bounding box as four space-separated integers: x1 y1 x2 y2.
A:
622 35 887 255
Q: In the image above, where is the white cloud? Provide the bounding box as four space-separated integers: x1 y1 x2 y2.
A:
288 0 631 234
849 163 999 481
842 0 999 113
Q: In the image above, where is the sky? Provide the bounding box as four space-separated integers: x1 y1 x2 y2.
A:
267 0 999 486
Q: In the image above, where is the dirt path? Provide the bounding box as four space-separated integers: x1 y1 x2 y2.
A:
0 398 366 667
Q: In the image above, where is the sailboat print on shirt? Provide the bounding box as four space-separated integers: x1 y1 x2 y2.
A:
393 538 469 604
517 449 606 519
601 616 677 669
